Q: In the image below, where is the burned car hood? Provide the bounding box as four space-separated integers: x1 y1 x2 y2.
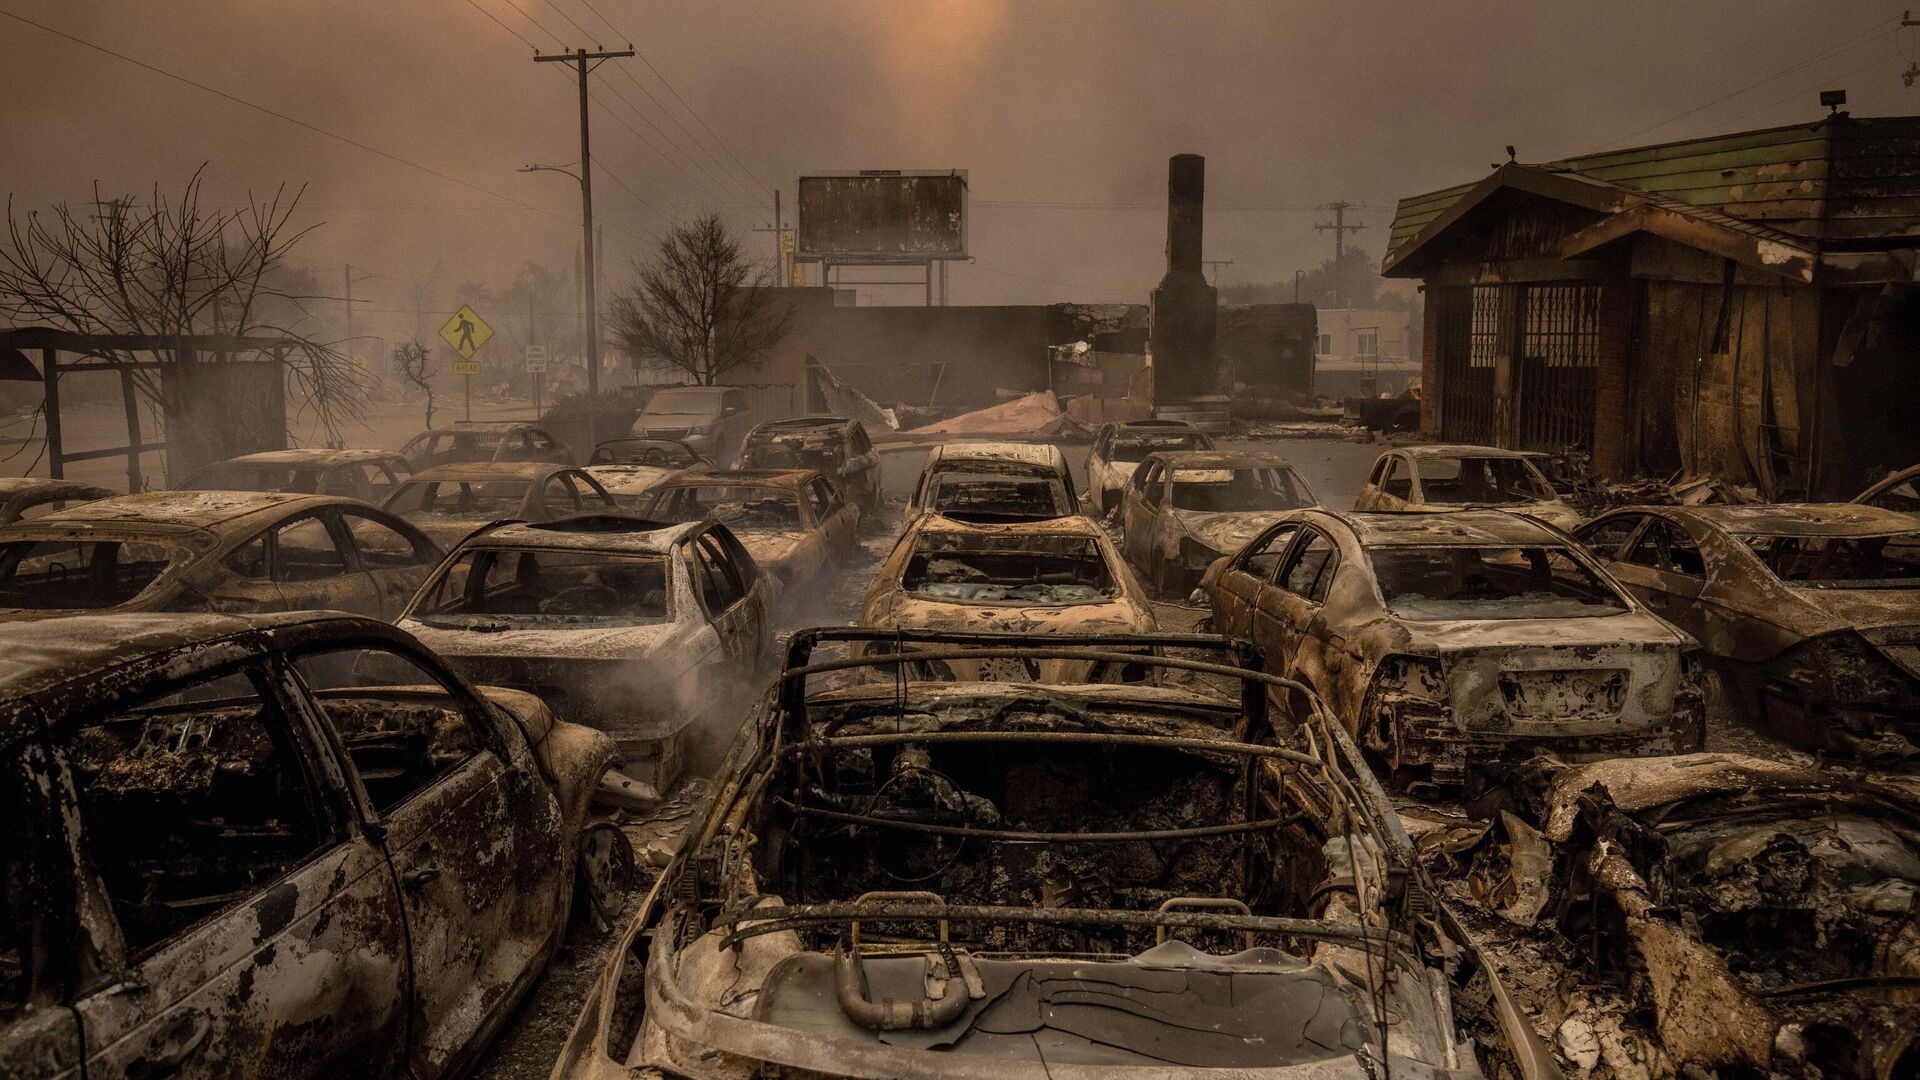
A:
737 530 810 568
398 618 680 664
1178 510 1297 554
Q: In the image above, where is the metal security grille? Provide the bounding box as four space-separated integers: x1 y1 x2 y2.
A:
1437 286 1499 444
1517 285 1599 451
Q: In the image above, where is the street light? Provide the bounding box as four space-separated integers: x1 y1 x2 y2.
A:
520 161 599 447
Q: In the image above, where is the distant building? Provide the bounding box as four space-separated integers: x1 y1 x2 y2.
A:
1312 307 1416 399
1384 113 1920 497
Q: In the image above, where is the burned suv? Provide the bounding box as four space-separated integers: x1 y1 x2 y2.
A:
738 416 881 514
552 628 1559 1078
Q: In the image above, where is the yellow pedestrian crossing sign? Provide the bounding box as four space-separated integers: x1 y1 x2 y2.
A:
439 305 494 360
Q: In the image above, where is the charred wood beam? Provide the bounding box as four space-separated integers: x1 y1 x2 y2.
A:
717 901 1412 953
781 727 1323 769
778 799 1304 843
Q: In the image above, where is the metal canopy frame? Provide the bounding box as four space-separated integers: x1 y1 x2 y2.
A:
0 329 296 491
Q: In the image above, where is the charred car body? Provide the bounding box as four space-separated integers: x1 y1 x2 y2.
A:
859 510 1157 681
550 628 1560 1079
1857 463 1920 517
0 478 116 526
1576 503 1920 758
1203 509 1703 787
906 442 1081 522
0 611 618 1077
0 492 442 621
630 467 857 597
381 461 616 546
178 448 414 504
1085 418 1216 515
399 421 573 470
1463 752 1920 1077
1355 445 1583 532
397 515 773 792
1118 449 1319 595
738 416 881 515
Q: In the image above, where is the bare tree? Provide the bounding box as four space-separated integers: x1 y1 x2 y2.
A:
609 214 792 385
0 166 367 438
392 339 437 429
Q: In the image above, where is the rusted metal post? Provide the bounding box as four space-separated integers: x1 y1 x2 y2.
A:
119 367 143 492
41 347 61 479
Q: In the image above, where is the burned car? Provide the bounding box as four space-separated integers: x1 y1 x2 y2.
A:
1355 445 1583 532
1118 449 1319 595
549 628 1560 1079
178 448 414 503
1203 509 1703 787
1856 462 1920 517
1576 503 1920 757
399 420 573 470
858 510 1157 681
0 477 115 525
396 515 773 793
906 441 1080 521
1085 417 1215 514
0 491 442 621
739 415 881 514
589 437 710 468
0 611 619 1077
381 461 616 546
1463 752 1920 1077
629 467 857 594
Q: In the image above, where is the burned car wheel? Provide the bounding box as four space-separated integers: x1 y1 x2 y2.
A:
574 819 637 934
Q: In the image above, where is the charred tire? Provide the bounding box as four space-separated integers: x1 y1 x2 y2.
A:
572 819 637 935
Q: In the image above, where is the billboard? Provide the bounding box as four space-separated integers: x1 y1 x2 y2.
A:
795 170 968 261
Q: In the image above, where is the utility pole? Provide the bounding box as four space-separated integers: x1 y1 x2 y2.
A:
534 45 634 449
1314 201 1366 309
1202 258 1234 285
752 189 795 282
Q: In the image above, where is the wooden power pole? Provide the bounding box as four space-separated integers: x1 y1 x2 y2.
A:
534 45 634 448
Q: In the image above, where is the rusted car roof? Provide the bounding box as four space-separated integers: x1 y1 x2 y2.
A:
407 461 579 483
1330 508 1568 547
1141 449 1298 471
923 441 1068 469
582 464 677 496
0 610 382 747
1672 502 1919 536
456 516 698 556
25 491 344 531
915 507 1108 540
658 466 818 490
1397 443 1536 460
202 448 404 469
748 415 852 434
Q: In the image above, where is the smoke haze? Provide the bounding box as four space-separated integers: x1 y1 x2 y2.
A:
3 0 1908 339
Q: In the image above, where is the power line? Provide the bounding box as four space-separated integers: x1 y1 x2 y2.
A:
1691 44 1905 136
496 0 566 48
607 64 763 202
1594 13 1899 149
593 72 759 203
558 0 774 197
540 0 599 45
0 8 597 234
459 0 538 50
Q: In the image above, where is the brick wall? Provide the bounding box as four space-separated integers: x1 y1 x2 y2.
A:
1591 282 1634 477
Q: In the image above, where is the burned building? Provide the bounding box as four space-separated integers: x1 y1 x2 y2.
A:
1384 113 1920 497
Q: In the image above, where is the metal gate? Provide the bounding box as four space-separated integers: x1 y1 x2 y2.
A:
1436 286 1495 444
1516 284 1599 451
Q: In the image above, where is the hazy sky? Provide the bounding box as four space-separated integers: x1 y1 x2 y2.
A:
3 0 1915 341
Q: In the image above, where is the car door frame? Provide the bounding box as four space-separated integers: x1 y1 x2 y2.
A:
63 653 411 1078
1252 523 1343 686
337 505 443 620
280 629 565 1079
1213 520 1301 641
1119 459 1164 570
267 507 386 617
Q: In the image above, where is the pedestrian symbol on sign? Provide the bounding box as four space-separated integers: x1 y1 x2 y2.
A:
438 304 494 359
